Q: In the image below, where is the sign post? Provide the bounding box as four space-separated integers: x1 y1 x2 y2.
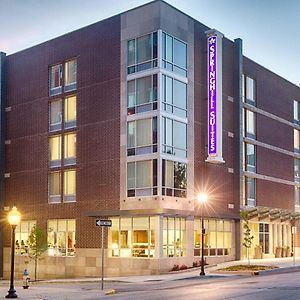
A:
96 219 112 290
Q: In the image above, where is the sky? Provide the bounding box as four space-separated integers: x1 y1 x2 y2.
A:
0 0 299 86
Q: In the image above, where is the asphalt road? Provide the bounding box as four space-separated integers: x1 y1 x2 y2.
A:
1 271 300 300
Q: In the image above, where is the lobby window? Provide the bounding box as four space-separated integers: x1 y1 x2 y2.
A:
242 74 256 105
295 187 300 206
259 223 269 254
127 117 157 156
194 219 232 257
162 160 187 198
294 100 300 124
49 64 62 96
64 133 76 165
294 129 300 153
244 109 256 139
64 59 77 92
64 170 76 202
47 219 76 257
127 32 158 74
245 177 256 206
15 220 36 255
162 32 187 77
163 217 186 257
49 171 61 204
108 216 157 258
49 96 77 132
127 74 157 115
127 159 157 197
244 143 256 172
162 117 187 158
49 135 62 167
162 75 187 118
295 158 300 182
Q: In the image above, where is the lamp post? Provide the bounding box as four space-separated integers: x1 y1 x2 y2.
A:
197 193 208 276
6 206 21 299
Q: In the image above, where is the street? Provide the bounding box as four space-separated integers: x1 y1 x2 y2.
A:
1 270 300 300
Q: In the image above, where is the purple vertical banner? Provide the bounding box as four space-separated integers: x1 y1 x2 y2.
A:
207 35 217 156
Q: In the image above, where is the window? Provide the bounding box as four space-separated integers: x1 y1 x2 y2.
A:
242 74 256 105
295 186 300 206
244 109 256 139
162 117 187 158
295 158 300 182
127 117 157 156
49 96 77 132
127 159 157 197
64 133 76 165
244 143 256 172
245 177 256 206
162 75 187 118
108 216 157 258
65 95 77 128
49 64 62 96
127 32 158 74
294 100 300 123
194 219 232 257
49 135 62 167
49 171 61 203
162 160 187 198
162 32 187 77
15 221 36 255
294 129 300 153
47 219 76 256
259 223 269 254
127 74 157 115
64 170 76 202
49 100 62 131
64 59 77 92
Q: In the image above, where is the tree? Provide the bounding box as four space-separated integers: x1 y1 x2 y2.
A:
27 224 48 281
240 210 254 266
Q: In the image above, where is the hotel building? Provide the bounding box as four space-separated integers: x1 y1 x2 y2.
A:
1 0 300 278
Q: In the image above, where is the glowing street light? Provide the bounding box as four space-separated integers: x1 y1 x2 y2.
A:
197 193 207 276
6 206 21 299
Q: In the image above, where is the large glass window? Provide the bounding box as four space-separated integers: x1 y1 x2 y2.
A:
242 74 256 105
194 219 232 257
64 59 77 92
49 64 62 95
64 170 76 202
162 32 187 77
64 133 76 165
127 32 158 74
49 171 61 204
162 75 187 118
127 75 157 115
49 100 62 131
295 186 300 206
259 223 269 254
294 100 300 123
245 177 256 206
162 160 187 198
295 158 300 182
47 219 76 257
245 109 256 139
65 95 77 128
294 129 300 152
244 143 256 172
127 117 157 156
15 221 36 255
127 159 157 197
163 217 186 257
162 117 187 158
49 135 61 167
108 216 157 258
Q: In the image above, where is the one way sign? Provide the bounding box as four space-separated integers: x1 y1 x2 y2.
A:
96 219 112 227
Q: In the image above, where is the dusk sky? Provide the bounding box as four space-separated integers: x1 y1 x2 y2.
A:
0 0 299 85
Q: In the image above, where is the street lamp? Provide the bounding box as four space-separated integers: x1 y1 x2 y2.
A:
6 206 21 299
197 193 207 276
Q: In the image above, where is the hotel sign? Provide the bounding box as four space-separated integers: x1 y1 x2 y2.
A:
205 30 225 164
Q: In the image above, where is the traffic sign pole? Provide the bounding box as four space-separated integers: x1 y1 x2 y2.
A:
101 226 104 290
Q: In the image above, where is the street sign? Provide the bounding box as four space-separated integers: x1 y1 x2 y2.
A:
96 219 112 227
